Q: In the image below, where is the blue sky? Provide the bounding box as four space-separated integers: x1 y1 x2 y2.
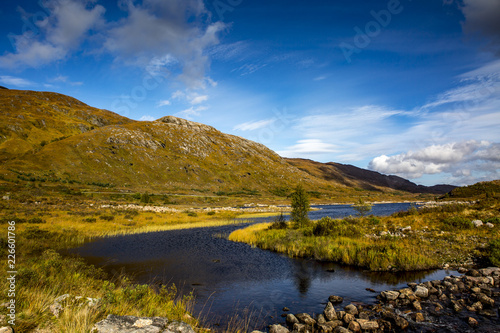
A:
1 0 499 186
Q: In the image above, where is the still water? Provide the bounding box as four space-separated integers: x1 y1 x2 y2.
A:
68 203 455 330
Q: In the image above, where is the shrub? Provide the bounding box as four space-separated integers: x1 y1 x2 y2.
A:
269 213 288 230
441 216 473 231
290 184 310 228
187 211 198 217
488 239 500 267
485 217 500 225
27 217 45 224
83 218 97 223
312 217 362 238
352 199 372 217
207 211 216 216
99 215 115 221
140 192 152 204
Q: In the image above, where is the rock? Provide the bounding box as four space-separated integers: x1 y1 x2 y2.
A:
478 294 495 307
317 314 327 325
486 223 495 228
468 301 483 312
324 302 337 321
343 313 355 324
164 321 196 333
283 307 290 312
467 269 481 277
358 312 369 320
356 319 379 330
317 324 333 333
412 301 422 311
381 291 400 301
0 327 14 333
50 294 100 318
414 286 429 298
295 313 316 326
333 327 351 333
412 313 425 322
344 304 358 316
324 320 343 330
383 312 408 330
451 300 463 312
347 321 360 332
468 317 478 327
480 267 500 276
400 226 411 233
336 311 346 320
328 295 344 303
269 324 290 333
286 314 299 327
472 220 483 227
92 315 169 333
291 323 310 333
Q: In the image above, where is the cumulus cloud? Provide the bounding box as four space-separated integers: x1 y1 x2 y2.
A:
104 0 225 89
369 141 500 184
0 0 105 68
461 0 500 54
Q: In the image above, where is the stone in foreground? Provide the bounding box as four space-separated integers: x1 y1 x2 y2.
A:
92 315 195 333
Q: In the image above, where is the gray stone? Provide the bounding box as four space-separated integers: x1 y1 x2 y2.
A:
286 314 300 327
324 302 337 321
344 304 358 316
328 295 344 303
356 319 379 330
295 313 316 326
472 220 483 227
381 291 399 301
480 267 500 276
92 315 170 333
414 286 429 298
269 324 290 333
486 223 495 228
333 327 351 333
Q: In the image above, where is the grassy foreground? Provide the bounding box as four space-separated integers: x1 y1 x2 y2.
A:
0 203 244 332
229 199 500 271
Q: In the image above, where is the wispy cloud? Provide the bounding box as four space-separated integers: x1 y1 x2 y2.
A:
233 119 275 131
278 139 339 157
139 115 156 121
157 100 171 107
0 75 35 87
175 105 208 120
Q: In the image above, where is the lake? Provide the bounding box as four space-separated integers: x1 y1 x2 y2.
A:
67 203 456 330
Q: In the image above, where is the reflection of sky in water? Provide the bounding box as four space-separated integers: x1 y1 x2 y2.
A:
66 203 455 331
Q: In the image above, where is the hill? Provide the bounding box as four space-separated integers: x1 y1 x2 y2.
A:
285 158 456 194
0 89 454 201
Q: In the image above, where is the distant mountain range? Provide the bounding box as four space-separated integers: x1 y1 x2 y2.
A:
0 89 457 197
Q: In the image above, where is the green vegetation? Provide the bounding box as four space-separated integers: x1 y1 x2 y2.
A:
230 195 500 272
351 198 372 217
290 184 311 228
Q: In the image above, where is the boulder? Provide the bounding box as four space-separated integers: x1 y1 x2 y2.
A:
291 323 310 333
472 220 483 227
269 324 290 333
295 313 316 326
347 320 360 332
381 291 399 301
0 327 14 333
333 327 351 333
163 321 196 333
324 320 343 330
356 319 379 330
328 295 344 303
324 302 337 321
50 294 100 318
414 286 429 298
92 315 170 333
479 267 500 276
486 223 495 228
344 304 358 316
286 314 299 327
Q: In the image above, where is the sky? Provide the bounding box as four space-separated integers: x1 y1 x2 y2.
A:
0 0 499 186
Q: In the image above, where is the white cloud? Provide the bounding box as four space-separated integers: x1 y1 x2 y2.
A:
368 141 500 184
278 139 339 157
50 75 83 86
190 94 208 105
233 119 275 131
104 0 225 89
0 75 35 87
171 90 209 106
157 100 171 107
313 76 327 81
0 0 105 68
139 115 156 121
175 105 208 120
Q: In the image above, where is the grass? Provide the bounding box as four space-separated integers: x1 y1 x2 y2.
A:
0 201 262 332
229 199 500 272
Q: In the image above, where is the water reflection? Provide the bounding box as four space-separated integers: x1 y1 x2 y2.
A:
66 203 455 331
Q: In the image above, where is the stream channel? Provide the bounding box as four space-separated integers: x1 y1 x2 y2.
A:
67 203 457 330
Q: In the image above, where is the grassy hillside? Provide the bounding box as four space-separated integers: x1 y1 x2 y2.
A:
0 89 433 202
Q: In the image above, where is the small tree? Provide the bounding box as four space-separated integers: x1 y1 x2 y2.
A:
290 184 310 228
352 198 372 217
